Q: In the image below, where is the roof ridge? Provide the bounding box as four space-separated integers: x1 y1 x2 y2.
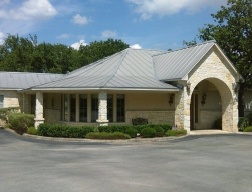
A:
153 40 216 57
63 48 128 78
103 49 129 87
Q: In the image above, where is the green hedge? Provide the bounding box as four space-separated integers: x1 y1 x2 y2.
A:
0 107 20 123
243 126 252 132
38 124 95 138
86 132 131 140
125 127 138 138
238 113 252 131
8 113 34 135
165 129 187 137
98 125 129 133
141 128 156 138
27 127 39 135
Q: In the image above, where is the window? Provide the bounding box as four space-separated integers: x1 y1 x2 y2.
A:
107 94 113 122
79 94 87 122
31 95 36 114
91 94 98 122
70 94 76 122
0 95 3 108
117 94 125 122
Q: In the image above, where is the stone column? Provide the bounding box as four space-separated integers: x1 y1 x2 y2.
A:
34 91 44 128
96 91 108 126
175 86 190 134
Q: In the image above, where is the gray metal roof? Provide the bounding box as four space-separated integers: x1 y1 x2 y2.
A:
0 72 63 90
153 41 216 81
28 41 238 92
33 48 179 91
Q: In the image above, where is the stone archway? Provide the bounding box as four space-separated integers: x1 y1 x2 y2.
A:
189 78 236 131
175 48 239 133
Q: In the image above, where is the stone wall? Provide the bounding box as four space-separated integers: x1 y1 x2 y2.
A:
126 111 175 125
0 91 21 108
200 110 222 129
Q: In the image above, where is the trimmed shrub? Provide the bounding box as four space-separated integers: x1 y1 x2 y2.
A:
134 124 172 134
157 124 172 133
98 125 129 133
37 124 95 138
238 117 249 131
153 126 165 137
125 127 138 138
134 125 148 133
243 126 252 132
8 113 34 135
27 127 38 135
86 132 131 140
246 113 252 125
140 128 156 138
165 129 187 137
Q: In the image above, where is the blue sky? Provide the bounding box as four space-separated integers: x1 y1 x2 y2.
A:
0 0 227 50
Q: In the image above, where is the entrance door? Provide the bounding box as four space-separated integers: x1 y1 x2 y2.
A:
190 93 199 130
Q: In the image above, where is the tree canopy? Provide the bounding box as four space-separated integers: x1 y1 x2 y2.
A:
197 0 252 116
0 35 129 74
198 0 252 88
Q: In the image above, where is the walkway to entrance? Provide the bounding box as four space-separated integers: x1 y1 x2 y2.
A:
190 129 233 135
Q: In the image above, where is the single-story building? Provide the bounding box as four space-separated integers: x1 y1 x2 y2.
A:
1 41 251 133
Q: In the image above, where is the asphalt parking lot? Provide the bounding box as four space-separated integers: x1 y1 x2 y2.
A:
0 129 252 192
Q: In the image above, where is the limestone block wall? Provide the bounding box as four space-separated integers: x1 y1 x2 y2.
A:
126 111 175 125
0 91 21 108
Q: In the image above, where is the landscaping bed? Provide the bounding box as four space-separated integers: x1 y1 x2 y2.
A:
30 123 187 139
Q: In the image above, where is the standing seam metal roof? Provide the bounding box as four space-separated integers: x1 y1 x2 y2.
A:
33 48 178 90
0 72 63 89
30 41 235 91
153 41 216 81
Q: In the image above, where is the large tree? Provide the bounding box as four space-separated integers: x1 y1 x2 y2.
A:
78 39 129 67
0 35 129 74
198 0 252 116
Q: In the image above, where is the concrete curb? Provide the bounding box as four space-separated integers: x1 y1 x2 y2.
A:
2 128 251 144
2 127 186 144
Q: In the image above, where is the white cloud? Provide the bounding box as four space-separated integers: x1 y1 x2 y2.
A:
0 0 57 20
130 44 142 49
56 33 70 39
0 0 57 38
0 0 10 6
127 0 227 20
0 31 5 45
72 14 89 25
71 39 88 50
101 30 117 39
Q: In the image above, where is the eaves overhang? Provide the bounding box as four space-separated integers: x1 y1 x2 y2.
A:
20 87 179 92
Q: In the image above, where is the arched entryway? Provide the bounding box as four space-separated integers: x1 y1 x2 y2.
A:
189 78 237 132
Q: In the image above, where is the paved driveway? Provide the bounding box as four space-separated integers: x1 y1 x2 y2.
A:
0 129 252 192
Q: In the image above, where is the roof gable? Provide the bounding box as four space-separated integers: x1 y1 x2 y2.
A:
153 41 216 81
